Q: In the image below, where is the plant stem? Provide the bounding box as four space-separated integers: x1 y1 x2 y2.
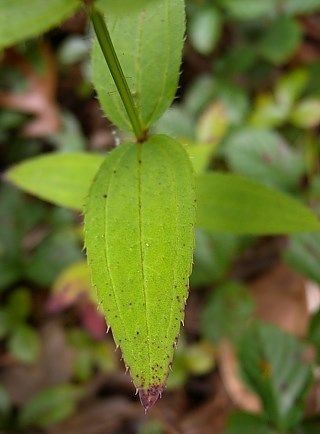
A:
88 6 145 142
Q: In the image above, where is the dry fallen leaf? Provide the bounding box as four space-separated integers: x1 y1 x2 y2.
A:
0 44 60 137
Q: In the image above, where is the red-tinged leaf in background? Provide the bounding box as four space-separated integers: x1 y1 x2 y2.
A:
0 44 60 137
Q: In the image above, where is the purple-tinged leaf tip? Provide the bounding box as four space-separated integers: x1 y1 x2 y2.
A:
138 385 163 412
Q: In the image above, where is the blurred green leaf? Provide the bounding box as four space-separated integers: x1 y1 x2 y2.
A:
184 143 215 174
226 412 273 434
201 282 254 344
295 418 320 433
238 323 312 431
197 102 230 144
68 329 116 382
283 0 320 14
249 93 289 128
9 325 40 364
0 184 46 290
290 99 320 128
275 69 309 109
284 233 320 284
0 0 80 50
308 310 320 363
189 6 222 55
219 0 277 20
223 128 304 191
214 46 257 77
154 107 196 140
7 288 32 322
258 16 302 65
184 342 215 375
0 385 10 415
184 75 216 116
138 420 164 434
19 385 79 428
26 229 83 287
191 231 244 286
0 310 10 339
6 153 104 211
50 112 86 152
197 173 320 234
58 36 90 66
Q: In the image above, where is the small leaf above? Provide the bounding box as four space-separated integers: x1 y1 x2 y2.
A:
197 173 320 234
84 135 195 410
0 0 80 50
92 0 185 132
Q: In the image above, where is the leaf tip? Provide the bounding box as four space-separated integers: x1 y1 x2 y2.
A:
138 385 163 412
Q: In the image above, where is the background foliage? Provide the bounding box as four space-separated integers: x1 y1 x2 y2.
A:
1 0 320 432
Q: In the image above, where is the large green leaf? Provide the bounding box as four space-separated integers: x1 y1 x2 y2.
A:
92 0 185 132
0 0 80 50
196 172 320 234
84 135 195 410
238 323 312 431
6 153 104 211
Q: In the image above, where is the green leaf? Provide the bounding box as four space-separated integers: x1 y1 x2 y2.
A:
84 135 195 409
0 0 80 50
296 418 320 433
258 16 302 65
189 6 222 55
191 231 245 286
226 412 274 434
7 156 320 236
275 69 309 109
92 0 185 132
154 107 196 140
196 173 320 234
283 0 320 15
308 310 320 363
290 98 320 128
19 385 79 428
9 325 40 364
249 93 289 128
219 0 277 20
0 184 47 290
7 288 32 322
238 323 312 431
0 385 10 414
26 229 83 287
223 128 304 191
6 153 104 210
284 233 320 284
201 282 254 344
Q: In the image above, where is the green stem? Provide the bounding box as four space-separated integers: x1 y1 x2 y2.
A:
88 6 145 142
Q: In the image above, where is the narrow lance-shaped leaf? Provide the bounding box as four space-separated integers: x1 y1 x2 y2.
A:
92 0 185 132
5 153 104 210
197 173 320 234
6 157 320 234
0 0 80 50
84 135 195 410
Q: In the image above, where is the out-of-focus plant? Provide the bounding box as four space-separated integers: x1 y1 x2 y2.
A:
1 0 320 428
